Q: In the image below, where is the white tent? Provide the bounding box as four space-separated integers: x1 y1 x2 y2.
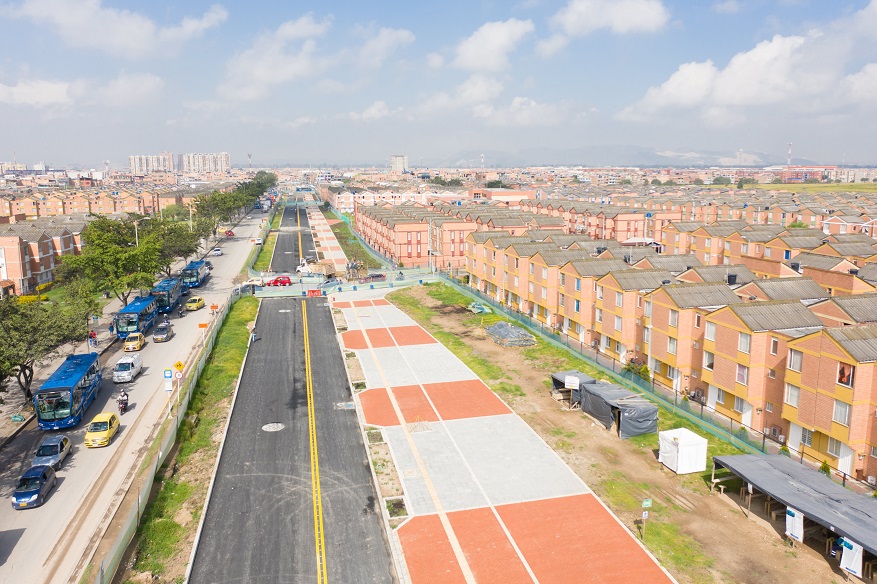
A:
658 428 708 475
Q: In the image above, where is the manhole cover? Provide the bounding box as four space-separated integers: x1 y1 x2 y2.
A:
262 423 286 432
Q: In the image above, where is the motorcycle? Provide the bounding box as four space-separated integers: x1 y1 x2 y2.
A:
178 307 185 319
117 394 129 415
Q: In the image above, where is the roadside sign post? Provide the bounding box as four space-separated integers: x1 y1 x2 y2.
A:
641 499 652 540
163 369 173 394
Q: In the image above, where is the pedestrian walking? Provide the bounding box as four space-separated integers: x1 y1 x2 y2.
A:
108 323 115 336
89 330 98 347
250 328 257 344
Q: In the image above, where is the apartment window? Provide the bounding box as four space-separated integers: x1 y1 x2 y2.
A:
668 337 677 355
828 437 841 458
695 313 701 328
801 428 813 447
643 327 650 343
734 396 745 413
529 263 534 275
705 238 712 247
574 299 580 312
704 253 711 264
491 266 496 276
669 309 679 327
616 292 623 307
837 363 855 387
514 258 519 268
785 383 800 407
542 267 548 279
667 365 678 381
736 364 749 385
614 315 622 331
541 286 547 299
765 402 773 413
705 322 716 341
596 285 603 300
691 236 697 246
703 351 715 370
725 241 731 251
764 247 771 258
407 232 412 241
575 278 581 291
768 369 776 379
529 282 534 294
514 276 519 286
833 400 852 426
784 250 792 260
788 349 802 372
741 243 749 254
770 337 778 355
644 301 652 318
716 388 726 404
637 295 642 308
871 445 877 458
560 273 566 286
596 308 603 323
738 332 751 354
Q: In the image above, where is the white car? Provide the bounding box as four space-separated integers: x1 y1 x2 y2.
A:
254 238 263 245
242 277 265 286
212 247 223 256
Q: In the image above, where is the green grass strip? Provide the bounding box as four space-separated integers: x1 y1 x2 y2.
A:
129 296 257 579
323 210 383 269
252 233 278 273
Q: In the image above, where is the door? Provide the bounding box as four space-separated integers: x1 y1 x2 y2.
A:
787 423 803 454
838 443 854 476
707 385 719 411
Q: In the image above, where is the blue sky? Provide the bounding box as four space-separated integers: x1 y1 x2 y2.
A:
1 0 876 168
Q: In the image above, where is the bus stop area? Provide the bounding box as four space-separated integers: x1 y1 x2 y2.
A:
712 454 877 581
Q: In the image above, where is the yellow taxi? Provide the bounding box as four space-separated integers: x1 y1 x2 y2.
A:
84 412 120 448
185 296 205 311
123 332 145 352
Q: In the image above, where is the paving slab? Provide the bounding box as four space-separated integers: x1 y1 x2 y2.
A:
357 344 479 388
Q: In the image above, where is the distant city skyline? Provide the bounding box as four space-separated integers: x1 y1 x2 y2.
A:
2 0 876 168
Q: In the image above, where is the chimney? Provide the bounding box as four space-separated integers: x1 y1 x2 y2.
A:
727 273 738 285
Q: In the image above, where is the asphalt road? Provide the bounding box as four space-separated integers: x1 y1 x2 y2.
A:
188 297 394 584
0 213 268 583
271 201 314 274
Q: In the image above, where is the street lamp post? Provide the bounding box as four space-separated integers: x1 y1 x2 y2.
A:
134 221 139 247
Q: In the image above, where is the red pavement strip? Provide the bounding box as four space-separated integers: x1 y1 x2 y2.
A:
389 325 437 346
340 329 367 350
352 299 373 308
334 301 353 309
365 328 396 348
398 515 467 584
360 380 511 426
448 507 534 584
341 326 437 349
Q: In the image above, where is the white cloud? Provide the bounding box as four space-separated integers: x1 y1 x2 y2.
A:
285 116 317 128
712 0 741 14
0 78 71 106
843 63 877 105
418 74 504 114
426 53 445 68
540 0 668 55
76 72 164 107
13 0 227 59
453 19 534 72
218 14 332 101
349 100 395 120
359 28 415 67
475 96 575 127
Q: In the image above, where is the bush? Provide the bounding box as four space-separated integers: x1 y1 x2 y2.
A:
35 282 54 292
679 396 691 413
735 426 750 442
779 445 791 457
819 460 832 477
17 295 40 304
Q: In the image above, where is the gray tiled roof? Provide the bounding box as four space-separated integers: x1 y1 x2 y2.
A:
856 263 877 284
787 252 848 271
663 282 741 309
750 277 830 301
637 254 702 272
609 269 675 291
824 294 877 324
685 264 756 285
565 258 629 277
730 300 824 332
827 325 877 363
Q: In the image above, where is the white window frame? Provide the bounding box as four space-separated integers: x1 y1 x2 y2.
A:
770 337 778 355
668 337 677 355
669 309 679 327
736 363 749 385
801 428 813 447
734 396 745 413
833 400 851 426
739 332 751 354
785 383 800 407
705 322 716 341
616 291 623 307
788 349 802 372
703 351 715 370
614 315 622 331
828 437 841 458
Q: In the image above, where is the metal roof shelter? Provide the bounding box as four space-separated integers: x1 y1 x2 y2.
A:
713 454 877 556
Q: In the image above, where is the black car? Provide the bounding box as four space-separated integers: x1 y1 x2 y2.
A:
359 273 387 284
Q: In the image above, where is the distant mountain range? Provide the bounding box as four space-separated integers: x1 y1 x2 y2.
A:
440 146 817 169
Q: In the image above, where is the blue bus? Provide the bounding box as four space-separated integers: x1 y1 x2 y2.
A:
35 353 102 430
114 295 159 339
182 260 209 289
150 278 183 313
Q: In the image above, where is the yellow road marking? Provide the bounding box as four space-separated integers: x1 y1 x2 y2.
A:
303 301 328 582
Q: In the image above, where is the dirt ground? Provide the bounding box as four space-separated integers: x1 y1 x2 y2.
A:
392 286 849 584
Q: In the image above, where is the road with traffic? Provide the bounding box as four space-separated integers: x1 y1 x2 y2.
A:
0 213 268 584
189 201 395 583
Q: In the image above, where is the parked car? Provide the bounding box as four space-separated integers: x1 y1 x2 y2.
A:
319 278 342 289
254 237 263 245
32 435 71 469
359 273 387 284
186 296 205 311
112 354 143 382
246 215 253 219
266 276 292 286
211 247 223 256
123 332 145 352
225 230 235 237
11 466 57 509
153 323 174 343
243 277 265 287
84 412 120 448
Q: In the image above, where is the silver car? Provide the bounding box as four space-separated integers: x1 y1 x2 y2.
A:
32 435 71 469
153 323 174 343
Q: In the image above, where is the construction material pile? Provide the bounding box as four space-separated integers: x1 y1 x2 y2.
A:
485 321 536 347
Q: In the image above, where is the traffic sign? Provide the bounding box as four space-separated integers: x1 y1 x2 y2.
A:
642 498 653 509
173 360 185 372
163 369 173 379
642 511 649 520
175 371 183 379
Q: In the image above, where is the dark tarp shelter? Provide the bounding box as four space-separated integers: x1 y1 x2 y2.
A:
713 454 877 557
552 371 658 439
550 370 596 405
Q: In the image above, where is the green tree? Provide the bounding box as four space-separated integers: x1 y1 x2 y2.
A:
620 179 633 185
143 220 202 277
0 296 90 401
650 178 662 186
447 178 463 187
663 180 677 186
161 203 189 222
712 176 732 185
787 221 807 228
771 178 783 184
58 215 162 307
693 178 704 185
737 177 757 189
485 180 508 188
429 176 449 186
